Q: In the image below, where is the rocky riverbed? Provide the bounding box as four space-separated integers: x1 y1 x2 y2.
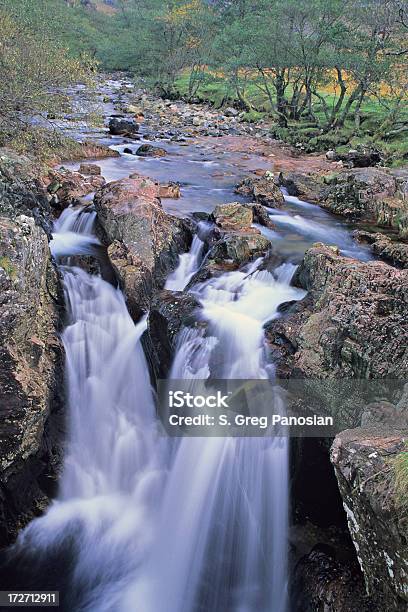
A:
0 76 407 611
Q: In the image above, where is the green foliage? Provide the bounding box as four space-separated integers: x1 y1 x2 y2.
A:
0 0 96 153
1 0 408 162
0 256 16 280
241 110 265 123
393 443 408 517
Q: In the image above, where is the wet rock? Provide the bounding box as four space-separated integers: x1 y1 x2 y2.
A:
331 428 408 611
207 233 271 267
251 203 276 229
321 169 408 236
78 163 101 176
265 243 408 385
123 147 134 154
212 202 253 232
0 215 64 546
278 171 325 203
94 176 191 318
108 117 139 136
159 182 181 198
0 153 49 231
135 144 167 158
293 545 375 612
145 290 201 379
224 107 239 117
235 172 285 207
70 141 120 161
43 169 104 213
353 231 408 268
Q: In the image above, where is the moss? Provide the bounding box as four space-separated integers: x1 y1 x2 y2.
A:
393 443 408 517
241 110 265 123
0 255 16 279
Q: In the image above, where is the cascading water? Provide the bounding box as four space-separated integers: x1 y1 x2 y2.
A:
165 222 210 291
7 208 167 612
50 206 100 257
125 256 305 612
4 75 375 611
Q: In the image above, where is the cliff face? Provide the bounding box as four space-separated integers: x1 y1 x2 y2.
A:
331 427 408 611
0 152 64 546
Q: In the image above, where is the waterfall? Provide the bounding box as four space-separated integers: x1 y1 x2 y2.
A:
10 208 168 612
124 255 305 612
8 207 305 612
165 222 210 291
50 206 100 257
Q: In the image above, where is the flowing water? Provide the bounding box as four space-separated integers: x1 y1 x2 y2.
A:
2 80 372 611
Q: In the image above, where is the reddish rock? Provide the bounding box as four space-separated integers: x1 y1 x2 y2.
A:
159 182 181 198
212 202 253 232
94 177 191 317
43 169 105 212
79 163 101 176
266 243 408 381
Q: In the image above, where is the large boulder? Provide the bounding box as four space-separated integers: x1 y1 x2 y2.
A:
78 163 101 176
42 168 105 212
145 290 202 379
331 427 408 611
207 233 271 267
235 172 285 207
212 202 253 231
267 243 408 382
353 231 408 269
322 168 408 236
0 215 64 546
108 117 139 137
94 176 191 318
278 171 326 203
335 148 382 168
0 149 52 232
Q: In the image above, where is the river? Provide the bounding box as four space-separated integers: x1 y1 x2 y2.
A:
1 78 371 612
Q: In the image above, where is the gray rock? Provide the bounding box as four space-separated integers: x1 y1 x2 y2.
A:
108 117 139 136
331 428 408 611
135 144 167 158
0 214 64 546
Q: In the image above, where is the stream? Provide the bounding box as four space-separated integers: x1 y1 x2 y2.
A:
2 79 372 612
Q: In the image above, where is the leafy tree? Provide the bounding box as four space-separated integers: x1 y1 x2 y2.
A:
0 0 95 150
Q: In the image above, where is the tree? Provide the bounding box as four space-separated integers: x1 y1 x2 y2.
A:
0 0 95 149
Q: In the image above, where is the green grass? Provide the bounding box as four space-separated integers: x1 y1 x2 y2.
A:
393 443 408 517
174 71 408 166
0 256 16 280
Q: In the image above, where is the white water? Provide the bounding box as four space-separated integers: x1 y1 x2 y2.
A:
165 222 210 291
50 206 100 257
125 257 305 612
165 234 204 291
12 205 306 612
14 208 167 611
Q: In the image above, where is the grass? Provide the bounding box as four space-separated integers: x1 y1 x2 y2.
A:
393 443 408 517
174 71 408 166
0 256 16 280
